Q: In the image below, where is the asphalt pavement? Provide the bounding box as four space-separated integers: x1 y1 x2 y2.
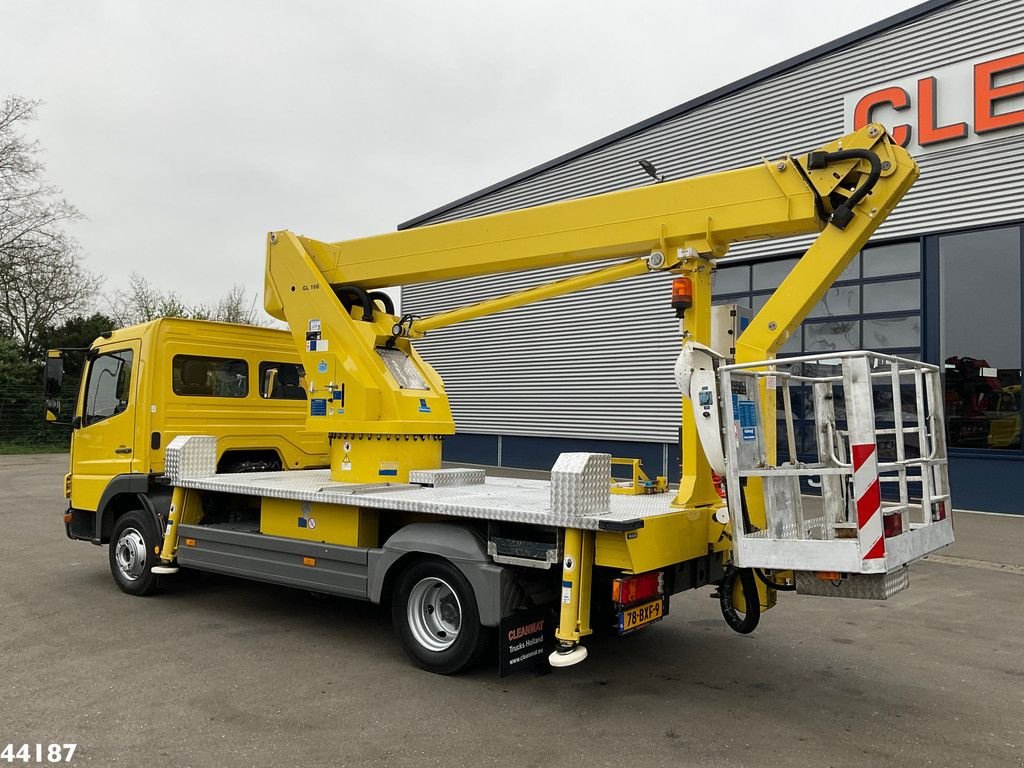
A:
2 453 1022 768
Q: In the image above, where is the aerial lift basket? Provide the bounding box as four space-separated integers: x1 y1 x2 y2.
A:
719 351 954 599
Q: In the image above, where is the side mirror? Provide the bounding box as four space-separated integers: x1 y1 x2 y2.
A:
44 351 64 423
44 351 63 396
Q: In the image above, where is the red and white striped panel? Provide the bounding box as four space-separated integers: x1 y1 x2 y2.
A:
851 443 885 560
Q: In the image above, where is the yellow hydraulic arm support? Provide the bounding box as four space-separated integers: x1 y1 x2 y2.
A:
264 124 918 493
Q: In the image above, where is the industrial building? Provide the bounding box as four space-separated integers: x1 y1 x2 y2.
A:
401 0 1024 514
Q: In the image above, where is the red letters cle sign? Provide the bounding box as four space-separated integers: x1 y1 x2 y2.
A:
844 48 1024 154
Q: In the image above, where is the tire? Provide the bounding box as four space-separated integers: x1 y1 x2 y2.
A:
719 566 760 634
109 510 162 596
392 559 487 675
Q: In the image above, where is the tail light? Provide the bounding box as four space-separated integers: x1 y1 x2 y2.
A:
612 571 664 606
883 510 904 538
934 501 947 521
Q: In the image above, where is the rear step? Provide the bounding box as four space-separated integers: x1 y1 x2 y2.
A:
794 567 909 600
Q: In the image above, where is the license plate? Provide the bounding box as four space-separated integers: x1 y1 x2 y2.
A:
617 598 665 633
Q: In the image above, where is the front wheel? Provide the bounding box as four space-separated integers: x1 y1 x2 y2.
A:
109 510 162 596
392 559 487 675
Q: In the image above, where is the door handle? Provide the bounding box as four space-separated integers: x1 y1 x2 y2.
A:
114 446 133 455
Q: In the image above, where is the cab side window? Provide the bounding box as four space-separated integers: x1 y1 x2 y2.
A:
84 350 134 426
259 362 307 400
172 355 248 398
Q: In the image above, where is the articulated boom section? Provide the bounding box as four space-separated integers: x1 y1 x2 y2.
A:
264 124 918 499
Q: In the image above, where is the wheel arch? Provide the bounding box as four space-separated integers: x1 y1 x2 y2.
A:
367 523 509 627
95 475 171 544
217 448 283 474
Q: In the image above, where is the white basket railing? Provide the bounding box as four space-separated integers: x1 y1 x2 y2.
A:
719 351 954 575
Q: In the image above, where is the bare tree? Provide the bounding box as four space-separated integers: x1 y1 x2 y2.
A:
107 273 268 328
0 232 102 356
209 283 267 326
0 96 98 357
107 272 190 326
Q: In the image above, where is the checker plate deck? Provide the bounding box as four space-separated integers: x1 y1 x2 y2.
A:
175 469 678 530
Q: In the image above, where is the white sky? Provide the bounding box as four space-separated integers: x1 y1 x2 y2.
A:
3 0 926 310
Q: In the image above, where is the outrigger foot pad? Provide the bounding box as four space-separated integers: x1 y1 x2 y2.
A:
151 565 179 575
548 644 588 668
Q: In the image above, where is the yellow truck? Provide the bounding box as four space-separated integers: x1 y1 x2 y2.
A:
49 318 328 546
48 125 954 675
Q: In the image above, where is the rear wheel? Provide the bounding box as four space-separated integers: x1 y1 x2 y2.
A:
392 559 487 675
109 510 162 596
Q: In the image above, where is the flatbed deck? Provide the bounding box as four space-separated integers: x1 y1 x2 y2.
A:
175 468 678 531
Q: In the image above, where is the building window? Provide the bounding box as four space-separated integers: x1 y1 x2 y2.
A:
862 241 919 277
939 226 1022 450
259 362 307 400
172 355 248 398
713 241 922 462
711 240 921 359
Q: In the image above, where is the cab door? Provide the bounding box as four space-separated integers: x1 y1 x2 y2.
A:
70 342 140 512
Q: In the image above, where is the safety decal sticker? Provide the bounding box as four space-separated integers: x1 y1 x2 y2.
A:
418 398 431 413
563 555 575 572
317 360 328 374
561 580 572 605
308 319 321 333
310 398 327 416
378 462 399 477
736 398 757 441
297 502 316 530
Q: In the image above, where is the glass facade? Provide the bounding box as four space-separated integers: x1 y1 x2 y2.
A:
939 226 1022 451
712 240 922 360
713 242 923 467
711 223 1024 470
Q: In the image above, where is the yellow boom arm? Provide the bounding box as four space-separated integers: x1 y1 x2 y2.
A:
264 124 918 492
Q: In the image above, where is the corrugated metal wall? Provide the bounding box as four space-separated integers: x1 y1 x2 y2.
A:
404 0 1024 444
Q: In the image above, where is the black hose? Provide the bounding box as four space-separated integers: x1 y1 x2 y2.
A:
754 568 796 592
791 153 830 224
368 290 395 315
719 566 761 634
334 284 375 322
804 148 882 230
738 477 756 533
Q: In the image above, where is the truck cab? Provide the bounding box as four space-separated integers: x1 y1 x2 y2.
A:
57 318 328 545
